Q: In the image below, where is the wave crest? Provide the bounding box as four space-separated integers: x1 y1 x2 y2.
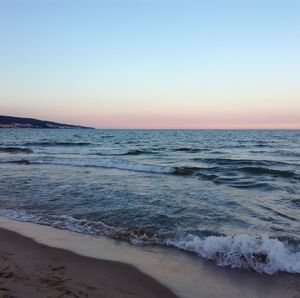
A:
0 147 33 154
25 142 91 147
166 234 300 274
0 208 299 275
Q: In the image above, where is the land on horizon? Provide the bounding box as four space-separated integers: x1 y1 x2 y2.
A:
0 115 94 129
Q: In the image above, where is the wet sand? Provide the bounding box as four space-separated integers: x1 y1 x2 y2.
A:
0 216 300 298
0 227 178 298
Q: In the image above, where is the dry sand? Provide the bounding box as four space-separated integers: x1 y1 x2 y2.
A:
0 227 178 298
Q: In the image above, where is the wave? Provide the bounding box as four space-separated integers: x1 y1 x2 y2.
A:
7 159 31 165
0 208 117 237
166 234 300 274
253 142 274 148
2 157 214 177
24 142 91 147
238 167 300 180
172 147 208 153
173 165 299 180
0 208 299 275
191 159 300 180
27 148 160 156
173 166 200 176
0 147 33 154
3 157 173 174
221 182 277 191
194 158 289 167
96 149 158 156
249 150 266 154
271 150 300 158
2 158 216 179
3 157 299 182
172 167 219 179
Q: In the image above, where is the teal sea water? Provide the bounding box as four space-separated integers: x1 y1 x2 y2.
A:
0 129 299 274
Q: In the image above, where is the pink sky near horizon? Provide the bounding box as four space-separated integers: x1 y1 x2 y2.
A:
2 85 299 129
2 106 299 129
1 0 300 129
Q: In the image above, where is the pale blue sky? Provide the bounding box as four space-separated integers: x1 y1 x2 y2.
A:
1 0 299 128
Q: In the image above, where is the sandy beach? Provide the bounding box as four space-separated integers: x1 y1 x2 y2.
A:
0 216 299 298
0 227 178 298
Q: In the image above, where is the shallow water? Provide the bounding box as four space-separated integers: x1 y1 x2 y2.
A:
0 129 300 274
2 216 300 298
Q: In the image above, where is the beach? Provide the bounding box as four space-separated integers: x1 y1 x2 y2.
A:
0 226 177 298
1 216 300 298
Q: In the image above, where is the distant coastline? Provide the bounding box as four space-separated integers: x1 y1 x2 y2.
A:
0 115 94 129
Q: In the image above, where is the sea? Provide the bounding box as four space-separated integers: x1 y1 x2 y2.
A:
0 129 299 275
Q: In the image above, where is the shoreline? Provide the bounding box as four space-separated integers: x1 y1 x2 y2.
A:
0 227 178 298
0 216 300 298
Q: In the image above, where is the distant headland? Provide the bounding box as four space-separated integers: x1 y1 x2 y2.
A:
0 115 94 129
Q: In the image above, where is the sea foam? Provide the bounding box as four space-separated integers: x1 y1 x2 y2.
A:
166 234 300 274
0 208 299 275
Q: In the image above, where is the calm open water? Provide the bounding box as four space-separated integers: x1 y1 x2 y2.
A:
0 129 299 274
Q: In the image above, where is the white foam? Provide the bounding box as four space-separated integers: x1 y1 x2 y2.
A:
166 234 300 274
0 208 117 236
0 207 299 275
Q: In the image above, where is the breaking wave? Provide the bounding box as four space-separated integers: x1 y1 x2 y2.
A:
0 208 299 275
166 234 300 274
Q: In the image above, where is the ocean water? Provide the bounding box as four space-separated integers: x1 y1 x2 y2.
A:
0 129 300 274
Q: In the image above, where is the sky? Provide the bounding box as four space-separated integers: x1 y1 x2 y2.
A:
0 0 299 129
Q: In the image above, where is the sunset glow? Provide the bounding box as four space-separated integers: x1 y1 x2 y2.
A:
1 0 299 128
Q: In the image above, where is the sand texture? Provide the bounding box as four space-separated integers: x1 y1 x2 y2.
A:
0 228 178 298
